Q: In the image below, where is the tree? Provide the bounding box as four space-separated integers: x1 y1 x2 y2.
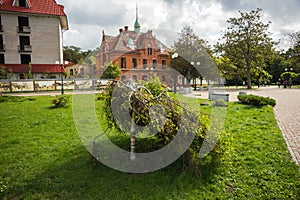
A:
63 46 85 64
286 32 300 72
172 26 217 86
216 8 277 89
101 62 121 79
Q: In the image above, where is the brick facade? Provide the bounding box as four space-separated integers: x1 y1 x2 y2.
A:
97 16 173 85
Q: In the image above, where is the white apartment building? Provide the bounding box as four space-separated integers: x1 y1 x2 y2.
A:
0 0 68 79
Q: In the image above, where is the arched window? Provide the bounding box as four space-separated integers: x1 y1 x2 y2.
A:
102 46 107 63
147 43 152 55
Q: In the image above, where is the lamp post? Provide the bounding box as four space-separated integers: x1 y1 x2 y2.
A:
55 60 68 94
190 61 200 90
172 53 179 94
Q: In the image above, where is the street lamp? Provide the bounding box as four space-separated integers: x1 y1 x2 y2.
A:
172 53 179 94
190 61 200 90
55 60 68 94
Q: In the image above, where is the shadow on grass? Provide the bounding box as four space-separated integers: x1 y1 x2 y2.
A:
9 146 224 199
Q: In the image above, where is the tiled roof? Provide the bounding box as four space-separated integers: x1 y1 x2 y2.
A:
0 0 66 16
2 64 66 73
104 30 169 55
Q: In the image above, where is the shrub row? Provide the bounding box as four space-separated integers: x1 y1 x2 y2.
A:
237 94 276 107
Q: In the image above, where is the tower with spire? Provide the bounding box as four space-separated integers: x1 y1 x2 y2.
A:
134 4 141 34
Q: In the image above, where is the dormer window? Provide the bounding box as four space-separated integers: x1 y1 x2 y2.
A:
12 0 31 8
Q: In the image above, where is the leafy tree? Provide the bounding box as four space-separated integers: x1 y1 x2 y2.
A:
285 32 300 73
172 26 217 86
101 62 121 79
63 46 85 64
216 8 277 89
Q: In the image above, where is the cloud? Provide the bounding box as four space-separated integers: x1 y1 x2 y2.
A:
56 0 300 50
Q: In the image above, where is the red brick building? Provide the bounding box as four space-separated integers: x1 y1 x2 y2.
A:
97 9 173 85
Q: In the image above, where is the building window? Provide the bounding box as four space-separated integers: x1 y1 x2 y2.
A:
13 0 30 8
162 75 166 83
152 59 157 69
143 59 147 69
70 69 74 76
20 54 31 64
162 60 166 69
18 16 30 33
19 0 26 7
0 54 4 64
0 15 2 32
102 46 106 63
132 75 137 81
121 57 126 68
132 58 137 69
148 43 152 55
19 35 31 52
142 75 148 81
121 75 126 81
0 35 4 51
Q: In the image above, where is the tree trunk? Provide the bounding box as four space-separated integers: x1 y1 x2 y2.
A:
246 62 252 89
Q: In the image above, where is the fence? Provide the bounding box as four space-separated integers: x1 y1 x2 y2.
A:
0 78 110 93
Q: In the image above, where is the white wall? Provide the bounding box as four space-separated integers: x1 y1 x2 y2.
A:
1 12 62 64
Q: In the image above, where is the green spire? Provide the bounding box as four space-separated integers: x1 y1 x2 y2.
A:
134 4 140 34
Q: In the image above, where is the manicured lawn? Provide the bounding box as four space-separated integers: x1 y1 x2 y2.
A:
0 95 299 199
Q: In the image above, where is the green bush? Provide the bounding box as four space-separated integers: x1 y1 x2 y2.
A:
96 92 107 101
51 95 69 108
237 94 276 107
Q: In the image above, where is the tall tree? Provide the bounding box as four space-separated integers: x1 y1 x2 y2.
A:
63 46 85 64
286 32 300 72
216 8 277 89
172 26 217 85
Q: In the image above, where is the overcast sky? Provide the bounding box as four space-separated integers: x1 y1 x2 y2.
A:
56 0 300 51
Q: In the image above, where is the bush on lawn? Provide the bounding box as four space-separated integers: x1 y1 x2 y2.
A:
101 77 222 174
237 94 276 107
52 94 69 108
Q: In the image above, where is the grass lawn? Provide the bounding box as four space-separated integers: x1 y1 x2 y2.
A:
0 95 299 199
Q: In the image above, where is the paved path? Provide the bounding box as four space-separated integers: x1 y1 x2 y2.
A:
188 86 300 165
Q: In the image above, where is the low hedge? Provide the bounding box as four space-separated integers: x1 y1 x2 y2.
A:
237 94 276 107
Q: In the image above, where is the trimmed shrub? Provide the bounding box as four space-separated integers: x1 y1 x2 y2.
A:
237 94 276 107
52 95 69 108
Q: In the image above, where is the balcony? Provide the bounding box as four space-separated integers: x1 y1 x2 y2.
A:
17 26 31 33
0 45 5 52
18 45 32 52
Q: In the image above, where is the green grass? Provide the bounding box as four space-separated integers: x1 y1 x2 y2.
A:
0 95 299 199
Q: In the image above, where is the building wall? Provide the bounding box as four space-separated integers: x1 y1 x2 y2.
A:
1 11 61 64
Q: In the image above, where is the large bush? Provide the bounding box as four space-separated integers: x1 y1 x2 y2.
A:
100 78 218 172
237 94 276 107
